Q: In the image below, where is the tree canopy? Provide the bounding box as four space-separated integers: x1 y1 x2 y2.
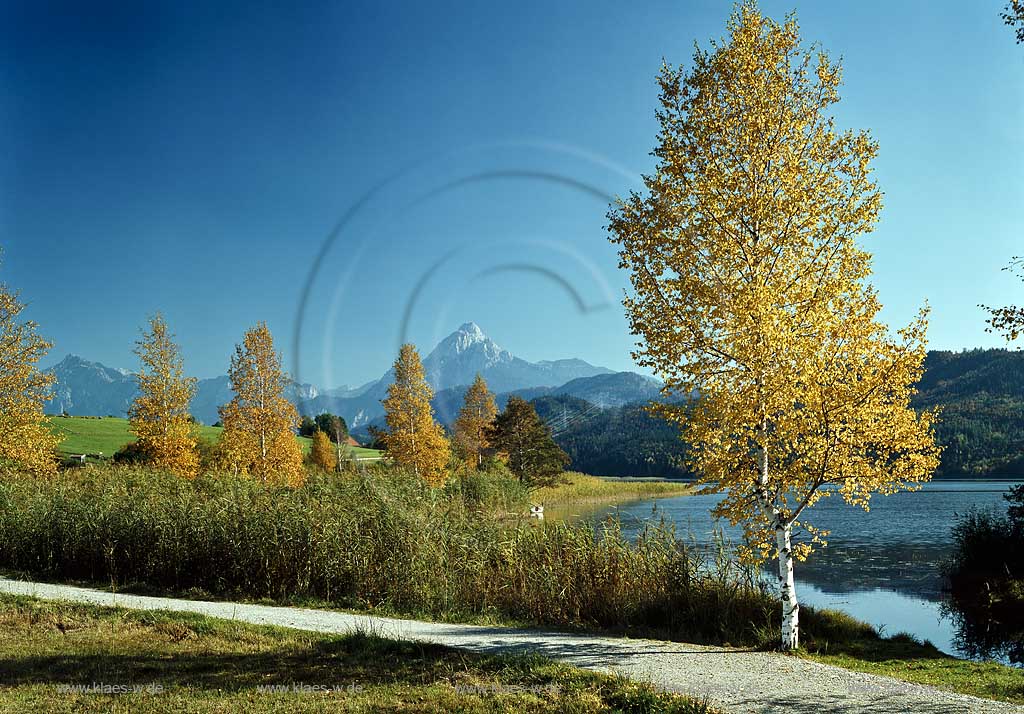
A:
382 344 450 486
607 2 939 649
453 374 497 468
0 268 61 475
218 322 304 486
488 395 568 490
129 314 200 477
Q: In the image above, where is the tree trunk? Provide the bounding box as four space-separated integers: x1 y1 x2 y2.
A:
776 522 799 651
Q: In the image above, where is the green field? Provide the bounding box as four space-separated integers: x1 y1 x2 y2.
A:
46 416 381 461
0 594 714 714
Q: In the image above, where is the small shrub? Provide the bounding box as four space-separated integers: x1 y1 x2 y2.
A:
945 507 1021 593
195 438 218 472
943 500 1024 663
308 430 337 472
112 440 148 465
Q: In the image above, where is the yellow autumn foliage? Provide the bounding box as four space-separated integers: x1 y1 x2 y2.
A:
218 322 304 486
609 3 941 563
309 429 337 472
453 373 497 469
382 344 450 486
0 274 61 476
128 314 200 478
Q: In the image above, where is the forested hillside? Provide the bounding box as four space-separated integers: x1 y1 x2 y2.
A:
533 396 692 478
914 349 1024 476
541 349 1024 479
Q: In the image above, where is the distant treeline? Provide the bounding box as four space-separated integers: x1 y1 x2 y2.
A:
537 348 1024 480
532 396 693 479
914 349 1024 477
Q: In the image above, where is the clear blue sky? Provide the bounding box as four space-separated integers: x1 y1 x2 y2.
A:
2 0 1021 388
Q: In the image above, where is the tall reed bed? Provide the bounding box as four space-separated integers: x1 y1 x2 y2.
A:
0 465 777 646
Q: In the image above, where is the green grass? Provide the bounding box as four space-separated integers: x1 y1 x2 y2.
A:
47 416 225 457
0 594 715 714
45 415 381 460
335 444 382 459
798 608 1024 705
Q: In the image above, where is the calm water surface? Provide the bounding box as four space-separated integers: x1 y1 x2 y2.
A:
571 480 1021 659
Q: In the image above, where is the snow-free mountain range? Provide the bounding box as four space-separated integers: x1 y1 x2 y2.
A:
45 323 661 430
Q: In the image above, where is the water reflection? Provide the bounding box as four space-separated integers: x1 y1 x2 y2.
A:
558 480 1022 663
946 602 1024 665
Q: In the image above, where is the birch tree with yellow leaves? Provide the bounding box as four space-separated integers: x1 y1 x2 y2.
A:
453 373 497 468
218 322 304 486
0 272 61 475
382 344 450 486
128 314 200 477
608 2 940 650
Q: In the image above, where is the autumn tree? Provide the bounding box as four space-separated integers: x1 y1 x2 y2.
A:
382 344 450 486
314 412 348 469
607 3 940 650
488 396 568 490
309 429 338 472
453 374 497 468
313 413 343 439
218 322 304 486
299 413 347 443
128 314 200 477
0 271 61 475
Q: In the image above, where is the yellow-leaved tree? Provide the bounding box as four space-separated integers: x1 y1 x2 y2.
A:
453 373 497 468
0 268 61 475
382 344 450 486
128 314 200 477
607 2 940 650
309 429 337 472
218 322 304 486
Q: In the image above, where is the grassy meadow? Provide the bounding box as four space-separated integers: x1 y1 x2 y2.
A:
0 464 1021 703
0 593 714 714
805 635 1024 705
45 415 382 460
47 416 228 457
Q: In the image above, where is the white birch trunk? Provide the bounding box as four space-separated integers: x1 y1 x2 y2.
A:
776 522 799 650
755 417 800 651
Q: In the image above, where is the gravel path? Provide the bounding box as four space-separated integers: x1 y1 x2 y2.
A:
1 577 1019 713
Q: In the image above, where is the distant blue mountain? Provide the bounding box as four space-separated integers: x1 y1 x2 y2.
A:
295 322 619 427
43 323 645 428
44 355 321 426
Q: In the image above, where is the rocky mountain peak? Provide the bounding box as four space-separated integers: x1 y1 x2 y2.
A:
426 323 511 366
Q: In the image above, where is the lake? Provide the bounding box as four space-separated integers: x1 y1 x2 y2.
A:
569 480 1021 661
